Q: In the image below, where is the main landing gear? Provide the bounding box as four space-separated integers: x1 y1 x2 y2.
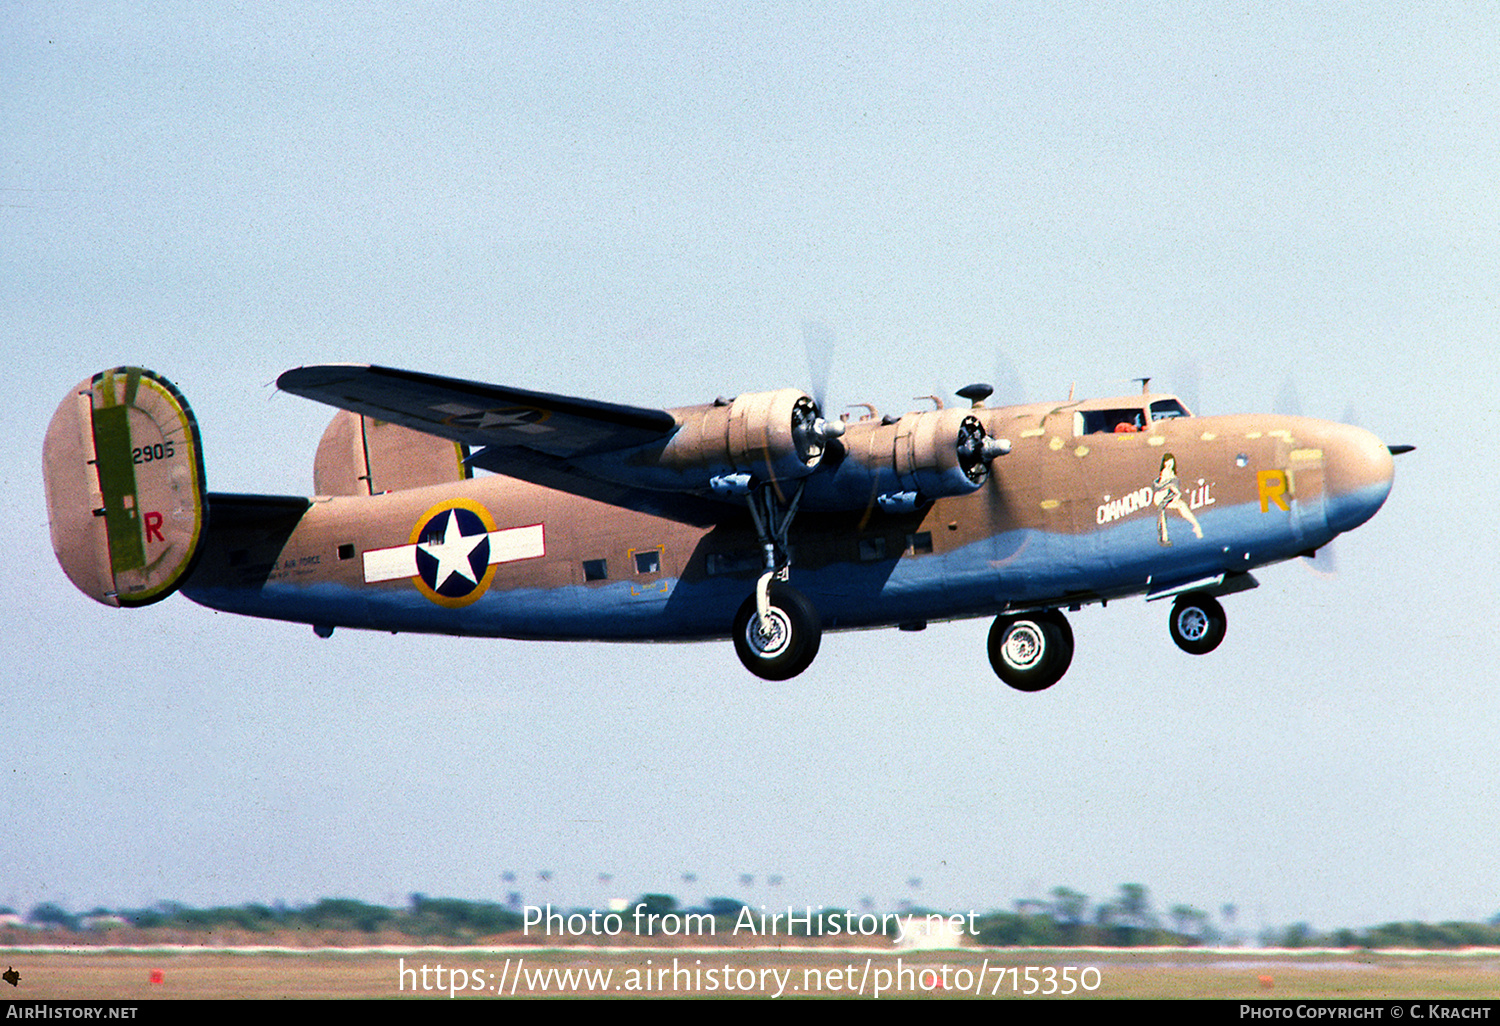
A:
732 480 825 681
986 591 1230 692
733 580 822 681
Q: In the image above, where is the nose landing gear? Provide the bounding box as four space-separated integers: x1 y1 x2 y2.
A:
1168 593 1227 655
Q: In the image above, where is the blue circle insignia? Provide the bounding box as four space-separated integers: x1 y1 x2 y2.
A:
413 507 492 599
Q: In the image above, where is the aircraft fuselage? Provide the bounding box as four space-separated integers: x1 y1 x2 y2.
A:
178 403 1395 644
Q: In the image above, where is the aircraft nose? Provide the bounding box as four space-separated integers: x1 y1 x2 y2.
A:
1321 422 1395 534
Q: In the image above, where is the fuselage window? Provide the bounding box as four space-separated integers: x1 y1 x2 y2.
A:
583 559 608 581
634 549 661 575
1150 399 1190 421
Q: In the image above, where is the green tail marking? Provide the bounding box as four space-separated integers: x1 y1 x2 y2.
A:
91 376 146 575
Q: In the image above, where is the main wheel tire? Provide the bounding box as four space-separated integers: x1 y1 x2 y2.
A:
987 609 1074 691
732 583 822 681
1169 593 1226 655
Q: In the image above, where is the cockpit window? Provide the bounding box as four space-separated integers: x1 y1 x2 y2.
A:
1079 408 1147 434
1150 399 1189 421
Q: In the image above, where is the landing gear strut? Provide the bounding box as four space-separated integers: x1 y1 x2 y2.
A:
988 609 1074 691
731 480 823 680
1168 593 1226 655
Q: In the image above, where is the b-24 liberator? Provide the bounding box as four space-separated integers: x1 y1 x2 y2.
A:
44 364 1407 690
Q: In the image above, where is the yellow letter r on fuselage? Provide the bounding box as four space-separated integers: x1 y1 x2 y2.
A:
1258 469 1289 512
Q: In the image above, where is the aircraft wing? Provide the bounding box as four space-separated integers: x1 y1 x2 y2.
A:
279 363 1004 523
463 444 729 526
276 364 677 458
277 363 730 525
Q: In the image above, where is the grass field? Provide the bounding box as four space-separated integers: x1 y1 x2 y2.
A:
4 946 1499 1000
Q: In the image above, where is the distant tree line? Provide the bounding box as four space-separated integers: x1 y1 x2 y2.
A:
8 885 1500 949
972 883 1217 947
1261 920 1500 950
4 895 525 940
979 886 1500 949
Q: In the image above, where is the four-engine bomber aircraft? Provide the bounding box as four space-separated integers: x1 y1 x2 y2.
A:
44 364 1407 690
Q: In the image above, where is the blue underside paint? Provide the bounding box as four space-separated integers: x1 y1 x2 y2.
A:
179 484 1387 641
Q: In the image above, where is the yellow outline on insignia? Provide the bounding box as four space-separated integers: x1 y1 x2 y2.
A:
409 497 499 609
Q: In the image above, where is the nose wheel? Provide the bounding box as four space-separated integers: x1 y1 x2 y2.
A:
1169 593 1227 655
733 582 822 680
988 609 1074 691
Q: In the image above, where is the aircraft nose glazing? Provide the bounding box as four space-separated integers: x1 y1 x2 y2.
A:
1321 422 1395 534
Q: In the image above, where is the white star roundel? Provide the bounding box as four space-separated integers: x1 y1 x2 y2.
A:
415 506 493 602
359 499 545 609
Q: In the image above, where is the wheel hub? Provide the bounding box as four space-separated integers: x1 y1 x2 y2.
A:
1002 622 1045 670
1177 607 1209 641
747 609 792 658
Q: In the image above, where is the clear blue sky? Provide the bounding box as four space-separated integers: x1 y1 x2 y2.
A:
3 2 1495 935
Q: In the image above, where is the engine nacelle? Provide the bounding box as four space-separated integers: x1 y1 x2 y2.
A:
666 388 833 483
803 407 1006 511
579 388 839 492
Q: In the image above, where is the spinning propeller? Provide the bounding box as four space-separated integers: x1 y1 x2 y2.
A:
796 320 845 457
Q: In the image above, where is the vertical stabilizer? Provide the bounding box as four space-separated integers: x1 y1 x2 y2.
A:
313 408 470 496
43 368 208 606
